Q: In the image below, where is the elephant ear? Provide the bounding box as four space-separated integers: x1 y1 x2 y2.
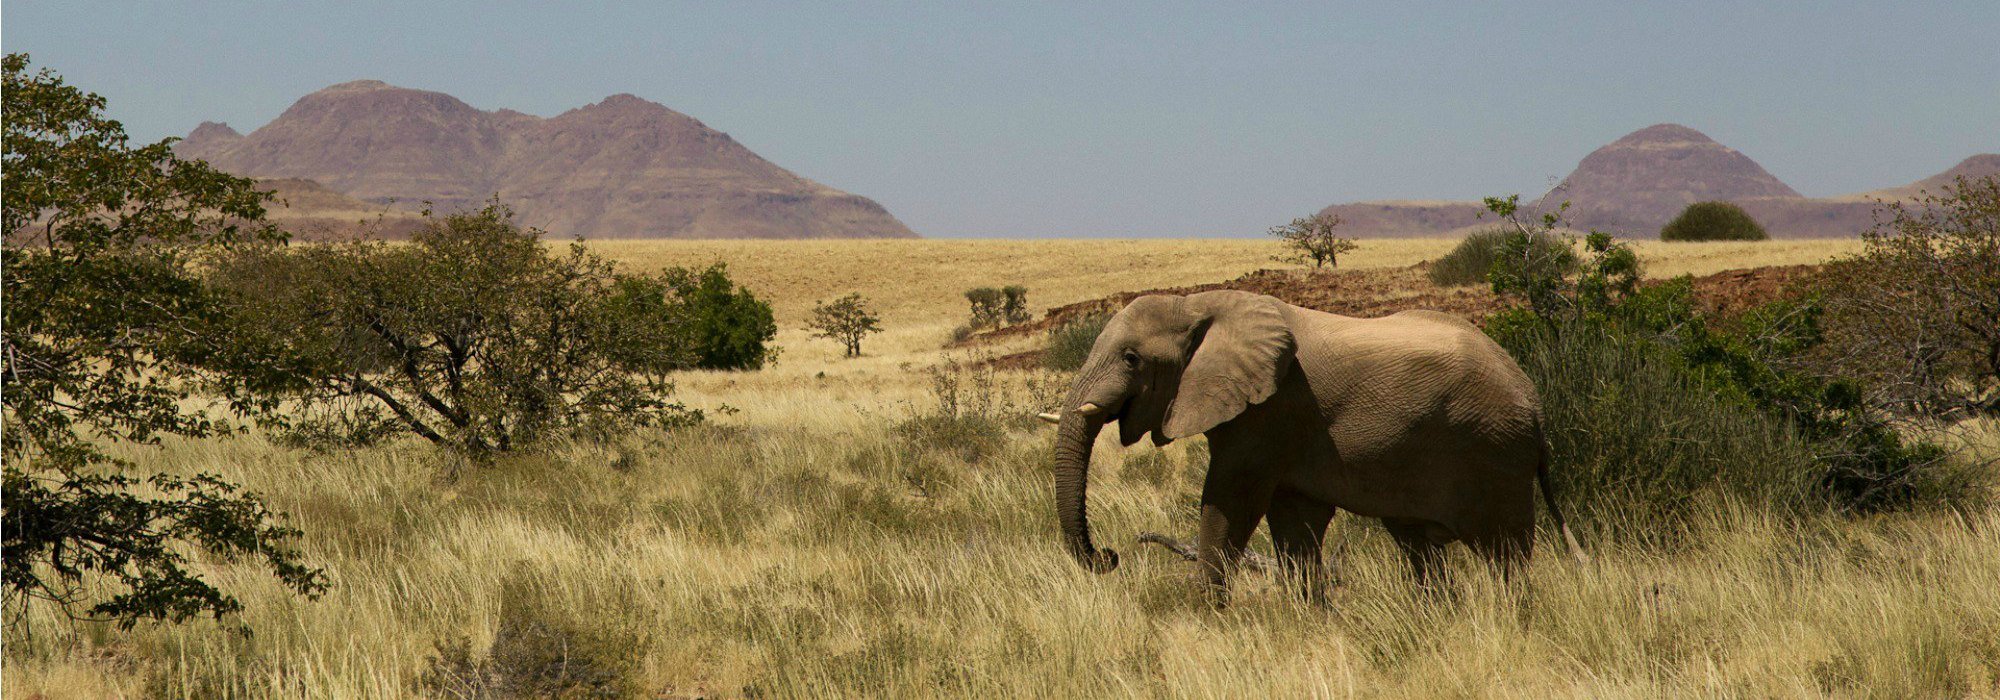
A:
1161 291 1295 441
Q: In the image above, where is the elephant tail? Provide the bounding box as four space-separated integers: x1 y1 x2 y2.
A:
1535 423 1590 564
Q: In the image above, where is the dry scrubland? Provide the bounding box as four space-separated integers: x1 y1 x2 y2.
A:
12 237 1998 699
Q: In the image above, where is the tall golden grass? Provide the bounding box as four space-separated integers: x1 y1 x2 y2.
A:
11 237 1992 698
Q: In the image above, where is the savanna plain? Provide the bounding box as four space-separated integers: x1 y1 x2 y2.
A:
10 237 1999 699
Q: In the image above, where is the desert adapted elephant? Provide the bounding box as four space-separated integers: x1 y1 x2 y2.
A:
1039 290 1584 601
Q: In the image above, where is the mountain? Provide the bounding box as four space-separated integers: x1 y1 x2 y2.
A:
1851 154 2000 200
1319 125 1991 239
176 80 916 239
1527 124 1802 233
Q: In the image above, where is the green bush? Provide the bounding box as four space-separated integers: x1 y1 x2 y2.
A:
1428 227 1578 287
1487 280 1975 529
1660 201 1769 241
1043 313 1111 371
1491 311 1819 533
657 262 778 370
1476 193 1978 528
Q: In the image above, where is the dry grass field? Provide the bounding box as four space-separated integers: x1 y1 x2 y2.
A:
592 238 1862 430
11 237 1996 699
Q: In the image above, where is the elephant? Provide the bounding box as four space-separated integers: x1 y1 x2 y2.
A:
1040 290 1583 601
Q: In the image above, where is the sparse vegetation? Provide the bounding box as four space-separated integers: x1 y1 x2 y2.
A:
1269 212 1357 269
1661 200 1770 241
1427 227 1578 287
809 292 883 358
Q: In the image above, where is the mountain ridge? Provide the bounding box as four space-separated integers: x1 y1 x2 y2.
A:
1319 125 1989 239
176 80 916 239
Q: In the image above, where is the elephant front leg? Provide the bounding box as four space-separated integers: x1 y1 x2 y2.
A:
1267 491 1337 605
1194 476 1273 606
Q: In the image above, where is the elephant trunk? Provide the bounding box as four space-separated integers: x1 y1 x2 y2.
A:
1054 403 1120 574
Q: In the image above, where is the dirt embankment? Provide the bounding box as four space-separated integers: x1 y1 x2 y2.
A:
958 263 1819 369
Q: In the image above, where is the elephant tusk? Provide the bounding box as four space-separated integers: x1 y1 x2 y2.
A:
1074 402 1104 416
1037 412 1061 424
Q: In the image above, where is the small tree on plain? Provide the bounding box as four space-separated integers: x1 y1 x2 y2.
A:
810 293 883 358
965 287 1004 328
1270 212 1358 269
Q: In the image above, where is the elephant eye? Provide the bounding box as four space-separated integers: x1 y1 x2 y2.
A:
1122 349 1140 367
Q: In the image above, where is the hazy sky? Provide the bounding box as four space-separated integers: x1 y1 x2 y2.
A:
6 1 1996 237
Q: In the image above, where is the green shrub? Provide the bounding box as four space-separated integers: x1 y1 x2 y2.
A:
656 262 778 370
1492 310 1820 533
1428 227 1578 287
1660 201 1769 241
1477 193 1978 525
1043 313 1111 371
1487 280 1975 529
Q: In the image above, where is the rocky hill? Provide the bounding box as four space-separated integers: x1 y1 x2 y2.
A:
1320 125 1991 239
1528 124 1802 233
177 81 915 239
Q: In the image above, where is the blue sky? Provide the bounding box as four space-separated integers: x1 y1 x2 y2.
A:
6 1 1995 237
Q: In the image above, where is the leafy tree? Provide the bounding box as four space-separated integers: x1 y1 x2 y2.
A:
1813 176 2000 418
1269 212 1358 269
1660 201 1770 241
207 203 703 455
2 54 325 626
809 293 882 358
655 263 778 370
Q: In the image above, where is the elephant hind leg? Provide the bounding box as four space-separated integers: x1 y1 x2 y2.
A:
1464 526 1534 582
1267 491 1338 604
1382 517 1449 590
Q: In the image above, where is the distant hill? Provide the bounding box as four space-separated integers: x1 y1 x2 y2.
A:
1320 124 1992 239
1527 124 1802 233
177 80 916 239
1848 154 2000 201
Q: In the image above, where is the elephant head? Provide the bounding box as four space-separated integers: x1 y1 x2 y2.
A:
1047 290 1295 574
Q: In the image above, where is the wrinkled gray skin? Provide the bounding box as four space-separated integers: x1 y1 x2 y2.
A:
1050 290 1582 601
